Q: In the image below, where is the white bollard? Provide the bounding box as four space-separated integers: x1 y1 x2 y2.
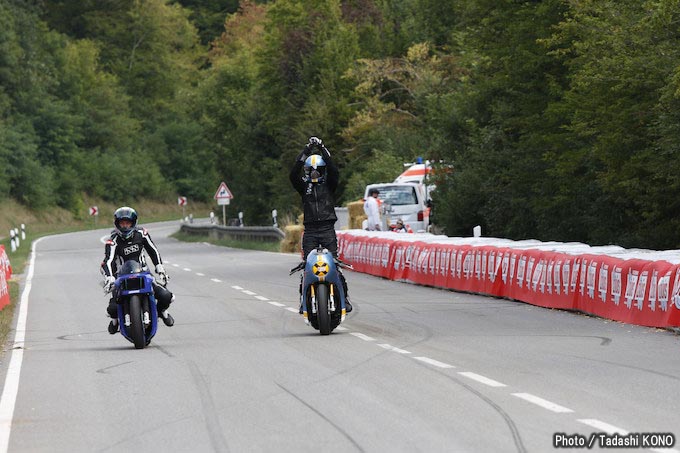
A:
272 209 278 228
10 230 16 253
13 228 19 248
473 225 482 238
21 224 26 240
238 212 244 227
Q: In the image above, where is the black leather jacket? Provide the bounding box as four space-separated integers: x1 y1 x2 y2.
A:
101 228 163 277
290 153 339 228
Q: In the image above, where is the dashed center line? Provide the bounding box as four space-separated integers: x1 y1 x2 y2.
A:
183 268 191 271
413 357 455 369
512 393 573 413
268 302 286 307
377 344 411 354
576 419 627 434
170 261 643 437
459 372 506 388
350 332 375 341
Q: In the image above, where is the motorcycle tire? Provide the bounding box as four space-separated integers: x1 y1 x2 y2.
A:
316 284 331 335
128 295 146 349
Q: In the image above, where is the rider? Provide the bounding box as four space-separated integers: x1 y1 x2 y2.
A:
289 136 352 313
101 206 175 334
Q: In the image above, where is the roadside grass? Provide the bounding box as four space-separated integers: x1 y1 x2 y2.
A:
170 230 281 253
0 282 19 350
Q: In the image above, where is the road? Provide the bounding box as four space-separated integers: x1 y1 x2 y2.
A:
0 221 678 452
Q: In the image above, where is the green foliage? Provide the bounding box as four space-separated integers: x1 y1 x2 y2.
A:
4 0 680 248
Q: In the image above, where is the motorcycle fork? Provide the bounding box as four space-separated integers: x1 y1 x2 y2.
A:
329 284 336 312
123 299 131 328
142 297 151 326
310 285 317 314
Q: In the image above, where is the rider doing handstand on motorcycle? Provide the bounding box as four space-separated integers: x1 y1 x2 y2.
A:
100 207 175 334
289 136 353 313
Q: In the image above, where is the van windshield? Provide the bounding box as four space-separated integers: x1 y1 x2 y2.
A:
374 186 418 206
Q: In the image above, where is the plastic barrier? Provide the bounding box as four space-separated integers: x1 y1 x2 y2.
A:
0 245 11 310
337 231 680 328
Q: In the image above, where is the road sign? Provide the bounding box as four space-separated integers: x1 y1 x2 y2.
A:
89 206 98 216
214 181 233 206
214 181 233 199
178 196 187 206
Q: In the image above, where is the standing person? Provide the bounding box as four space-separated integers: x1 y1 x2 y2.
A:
101 207 175 334
289 136 353 313
364 188 381 231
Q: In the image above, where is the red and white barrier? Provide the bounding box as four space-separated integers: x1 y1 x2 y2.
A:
337 231 680 328
0 245 12 310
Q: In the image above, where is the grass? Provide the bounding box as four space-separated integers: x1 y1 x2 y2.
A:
171 230 282 253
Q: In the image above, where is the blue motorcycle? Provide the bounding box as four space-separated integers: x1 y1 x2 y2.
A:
113 260 159 349
291 246 352 335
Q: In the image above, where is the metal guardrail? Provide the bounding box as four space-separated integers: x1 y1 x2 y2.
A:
180 224 285 243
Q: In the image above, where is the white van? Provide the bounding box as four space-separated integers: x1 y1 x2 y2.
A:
364 182 430 232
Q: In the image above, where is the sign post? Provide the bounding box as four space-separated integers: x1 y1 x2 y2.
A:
89 206 99 227
178 196 187 220
214 181 234 226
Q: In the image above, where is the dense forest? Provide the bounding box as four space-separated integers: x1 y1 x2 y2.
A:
1 0 680 249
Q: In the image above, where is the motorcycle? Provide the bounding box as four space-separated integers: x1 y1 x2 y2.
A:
290 245 352 335
113 260 160 349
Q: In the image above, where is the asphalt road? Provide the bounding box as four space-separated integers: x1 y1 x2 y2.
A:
0 221 678 453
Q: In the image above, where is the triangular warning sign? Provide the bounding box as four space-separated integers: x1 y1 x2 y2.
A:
214 181 234 199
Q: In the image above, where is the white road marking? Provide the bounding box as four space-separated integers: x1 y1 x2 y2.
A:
459 372 506 387
512 393 573 413
350 332 375 341
413 357 455 369
172 263 180 267
285 307 299 313
377 344 411 354
210 278 222 283
0 237 45 453
242 290 256 296
268 302 286 307
183 268 191 272
195 273 205 276
335 326 348 331
231 286 243 290
576 419 627 434
255 296 269 301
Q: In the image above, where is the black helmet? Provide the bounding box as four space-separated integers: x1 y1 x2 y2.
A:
113 206 138 239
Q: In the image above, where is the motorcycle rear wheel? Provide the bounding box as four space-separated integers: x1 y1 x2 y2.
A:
128 295 146 349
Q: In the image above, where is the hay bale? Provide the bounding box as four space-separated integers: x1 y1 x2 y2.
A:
347 200 366 230
280 224 304 253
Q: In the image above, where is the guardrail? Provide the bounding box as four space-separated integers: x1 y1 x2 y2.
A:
180 224 285 243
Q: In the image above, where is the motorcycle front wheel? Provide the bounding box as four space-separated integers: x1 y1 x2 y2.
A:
316 284 331 335
128 295 146 349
